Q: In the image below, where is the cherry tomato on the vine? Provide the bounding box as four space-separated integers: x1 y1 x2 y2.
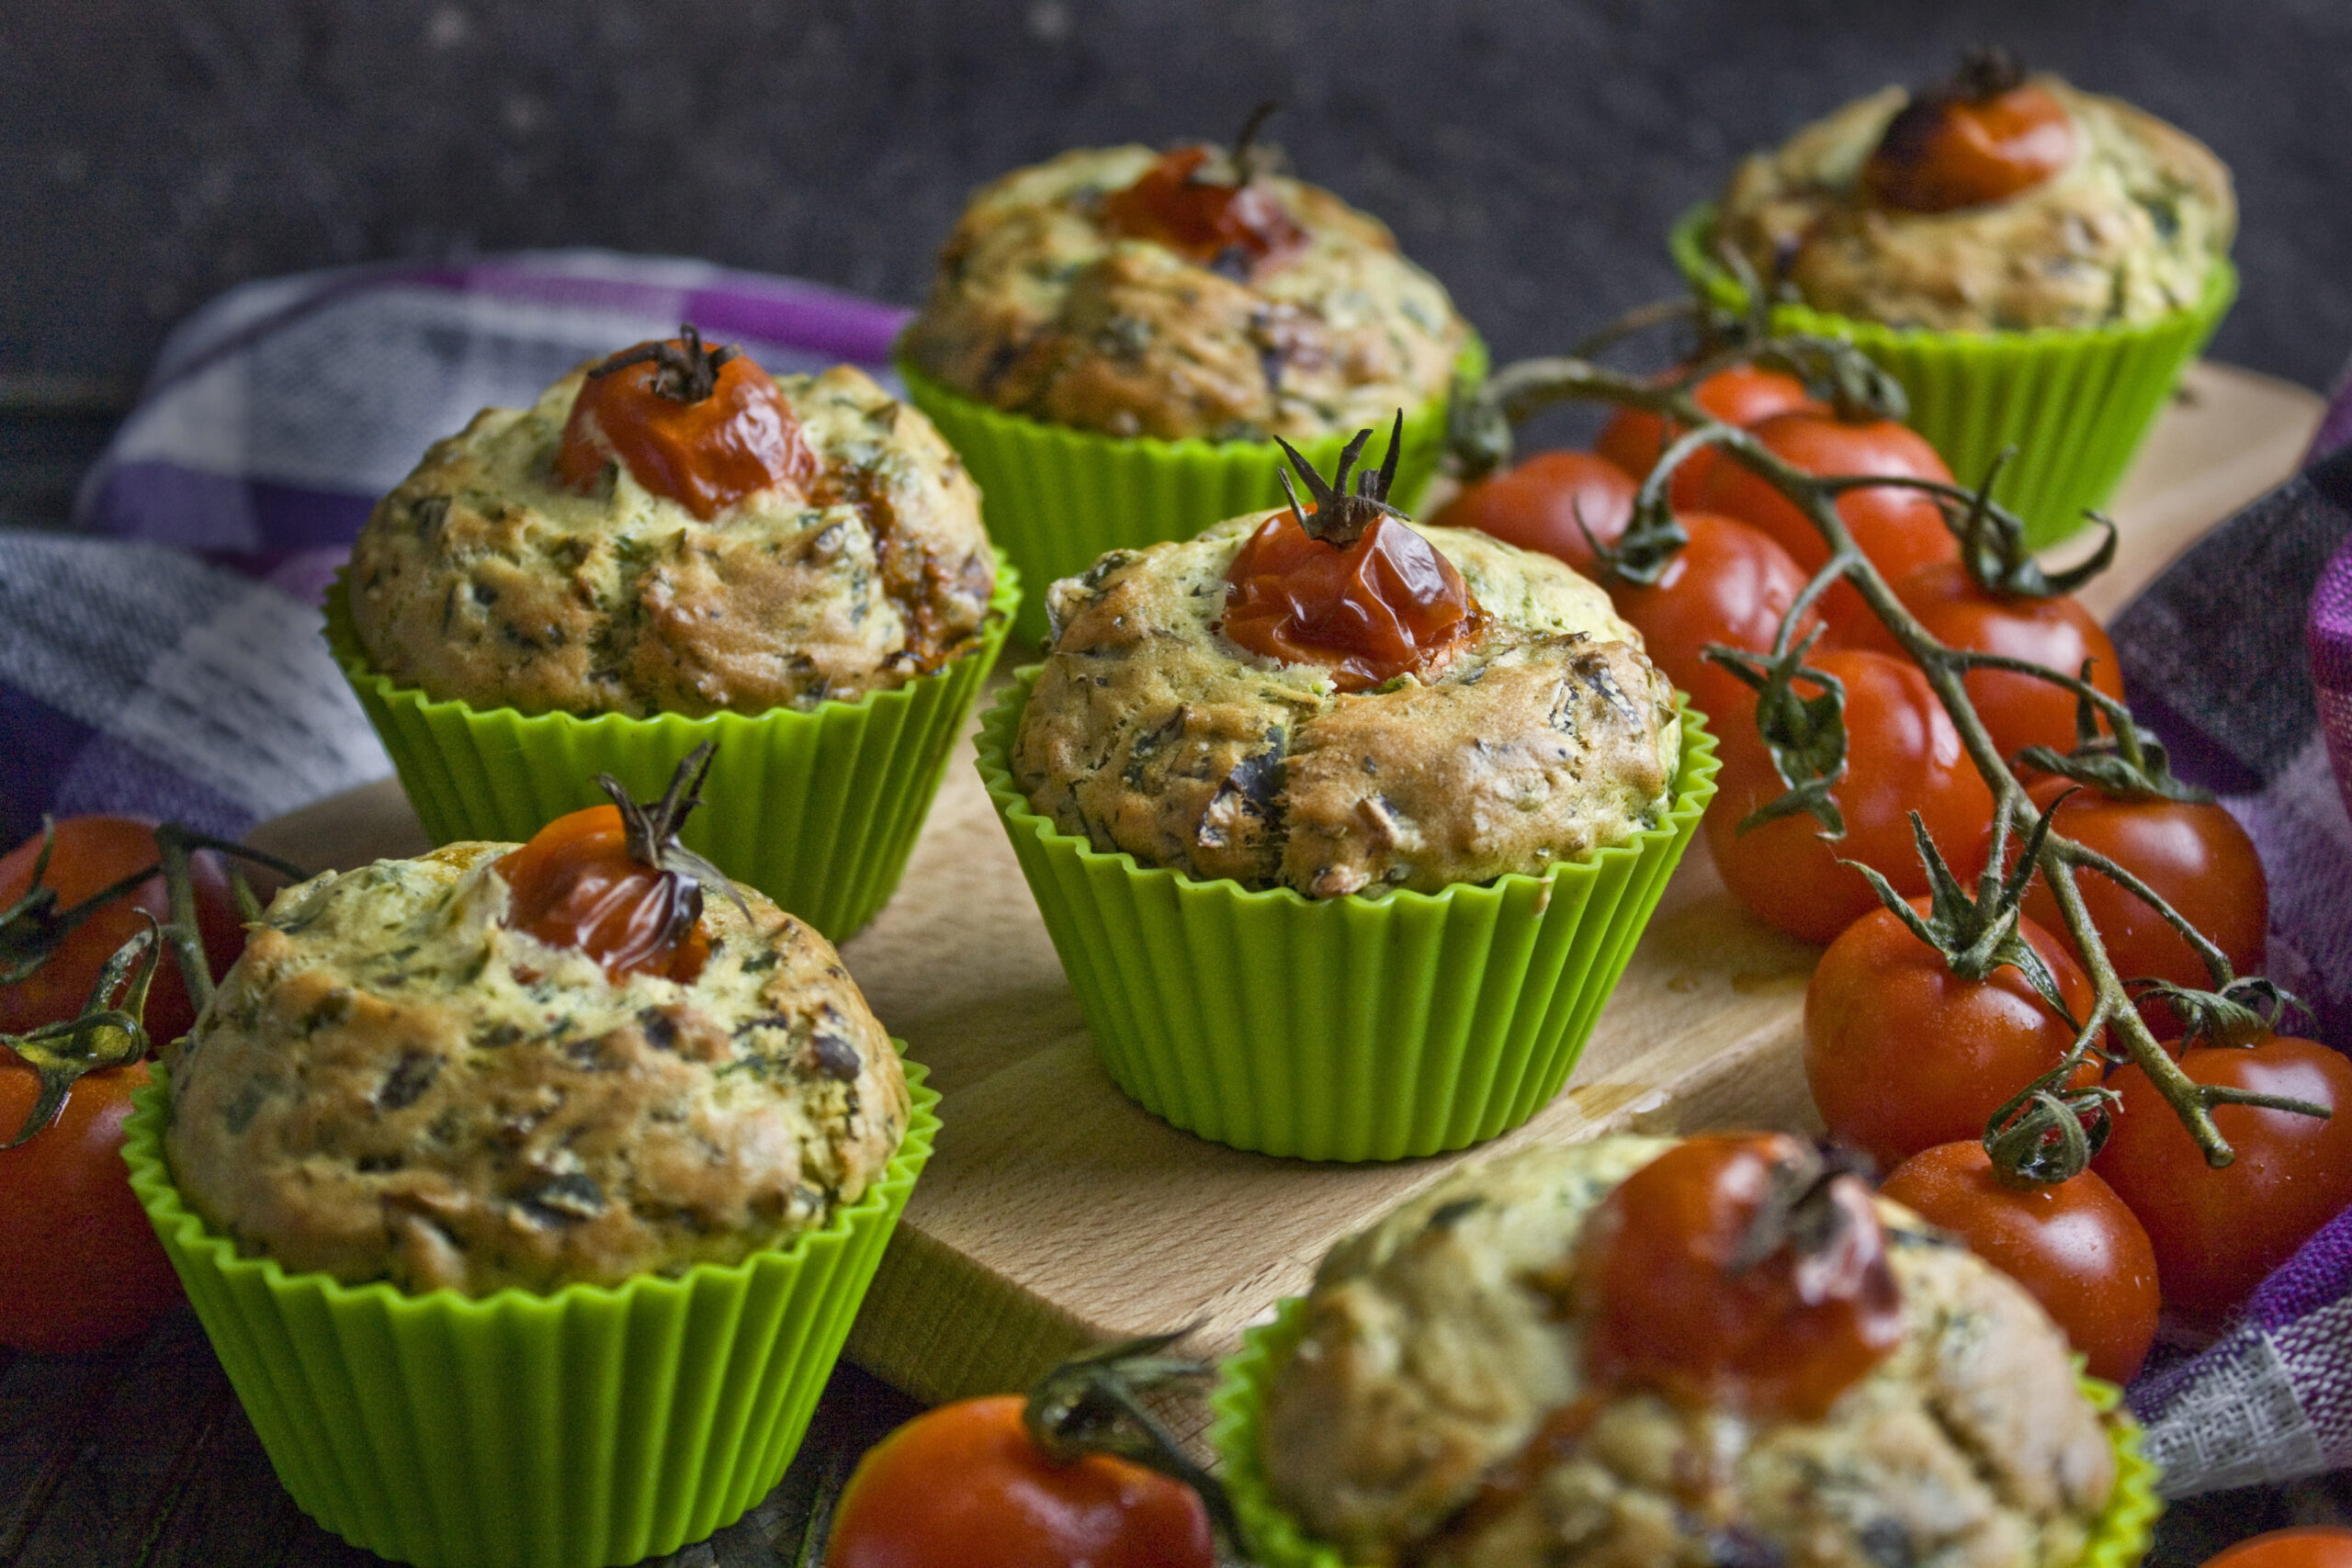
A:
2202 1529 2352 1568
1805 898 2097 1170
2094 1033 2352 1327
0 1055 185 1352
1879 1141 2157 1383
825 1393 1215 1568
1595 366 1825 508
0 816 243 1046
1429 450 1635 576
1694 409 1959 638
2007 777 2267 1012
1843 561 2125 764
1707 649 1995 945
1606 511 1824 777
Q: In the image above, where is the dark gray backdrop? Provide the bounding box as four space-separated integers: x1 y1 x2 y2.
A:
5 1 2346 395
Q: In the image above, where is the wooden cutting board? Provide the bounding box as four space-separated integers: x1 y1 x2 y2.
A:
247 362 2323 1411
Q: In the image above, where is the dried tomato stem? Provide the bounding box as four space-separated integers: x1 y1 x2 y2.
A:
1457 349 2288 1168
152 823 217 1017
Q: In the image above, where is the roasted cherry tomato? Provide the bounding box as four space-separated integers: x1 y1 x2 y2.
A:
0 816 243 1046
1806 898 2097 1170
1595 365 1825 508
2094 1033 2352 1327
556 329 815 521
2010 777 2267 1010
1707 649 1995 945
496 804 709 982
1694 409 1959 638
1573 1134 1902 1422
1606 511 1824 776
1879 1141 2157 1383
1862 56 2077 214
1222 507 1477 692
2203 1529 2352 1568
0 1055 184 1351
1844 561 2125 764
1429 450 1636 576
1100 145 1307 280
825 1393 1215 1568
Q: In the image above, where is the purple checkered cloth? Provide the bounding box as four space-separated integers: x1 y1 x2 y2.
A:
2 254 2347 1495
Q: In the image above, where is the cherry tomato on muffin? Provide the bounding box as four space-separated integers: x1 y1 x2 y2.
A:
1805 898 2097 1171
1694 409 1959 638
1843 561 2125 764
1595 365 1825 508
2202 1529 2352 1568
1862 51 2078 214
0 816 243 1046
1429 450 1635 576
1573 1134 1902 1422
2009 777 2267 1007
2094 1033 2352 1327
1100 145 1307 281
1707 649 1995 945
1605 512 1823 775
825 1393 1215 1568
0 1054 184 1352
556 326 816 520
1879 1141 2156 1383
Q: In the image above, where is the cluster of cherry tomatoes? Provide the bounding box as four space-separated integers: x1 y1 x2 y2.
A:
1435 366 2352 1383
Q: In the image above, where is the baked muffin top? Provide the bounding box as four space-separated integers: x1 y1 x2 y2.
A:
163 840 909 1296
1012 509 1679 897
348 353 995 717
1261 1135 2118 1568
900 143 1469 442
1713 72 2233 333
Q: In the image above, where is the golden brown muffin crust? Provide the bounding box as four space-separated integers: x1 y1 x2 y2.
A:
1714 77 2233 332
1012 516 1680 897
348 363 994 716
164 842 910 1296
902 145 1468 441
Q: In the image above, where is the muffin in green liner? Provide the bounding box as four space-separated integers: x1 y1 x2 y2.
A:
974 666 1718 1162
120 1056 939 1568
899 341 1484 646
323 555 1017 943
1672 201 2234 551
1210 1296 2161 1568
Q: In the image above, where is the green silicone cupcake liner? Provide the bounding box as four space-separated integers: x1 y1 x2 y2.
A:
324 555 1018 944
898 338 1487 645
1209 1295 2164 1568
975 666 1719 1163
1671 202 2235 552
121 1055 939 1568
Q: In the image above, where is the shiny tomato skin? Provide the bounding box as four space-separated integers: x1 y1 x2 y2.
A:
0 1055 184 1352
1862 83 2077 214
1879 1142 2157 1383
0 817 243 1047
1694 410 1959 637
1846 562 2125 764
1806 899 2097 1170
495 805 708 982
2012 778 2267 1007
2094 1035 2352 1327
1706 649 1995 945
1595 367 1825 508
556 344 814 521
1608 512 1823 778
825 1393 1215 1568
1429 450 1636 576
2202 1529 2352 1568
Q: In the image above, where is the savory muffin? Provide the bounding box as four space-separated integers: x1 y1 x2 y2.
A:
163 814 910 1296
1712 58 2233 333
347 339 995 717
1012 462 1679 897
1261 1134 2118 1568
900 138 1470 442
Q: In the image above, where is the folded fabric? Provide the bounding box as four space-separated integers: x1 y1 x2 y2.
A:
2 252 2347 1495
